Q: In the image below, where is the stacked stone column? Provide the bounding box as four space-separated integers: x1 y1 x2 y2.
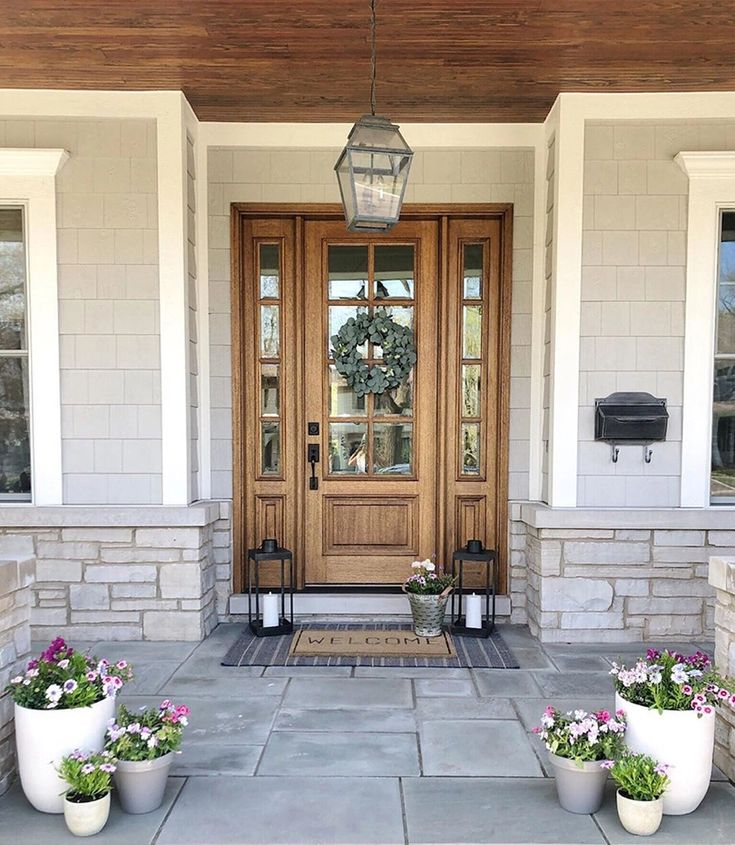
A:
710 556 735 782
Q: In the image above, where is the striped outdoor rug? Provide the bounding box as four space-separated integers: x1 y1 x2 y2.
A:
221 622 519 668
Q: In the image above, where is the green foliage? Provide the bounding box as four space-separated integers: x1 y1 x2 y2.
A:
609 753 670 802
57 750 116 802
5 637 132 710
106 701 189 762
403 560 455 595
331 309 416 397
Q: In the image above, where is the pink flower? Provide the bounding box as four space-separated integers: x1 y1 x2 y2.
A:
600 760 615 770
682 684 692 695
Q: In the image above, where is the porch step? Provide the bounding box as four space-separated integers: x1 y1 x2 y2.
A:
228 592 511 617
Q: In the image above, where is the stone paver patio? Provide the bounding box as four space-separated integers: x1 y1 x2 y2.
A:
1 623 734 845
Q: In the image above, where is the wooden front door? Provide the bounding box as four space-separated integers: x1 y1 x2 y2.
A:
232 205 511 593
303 219 438 584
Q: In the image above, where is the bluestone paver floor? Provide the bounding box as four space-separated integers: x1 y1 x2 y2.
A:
2 623 731 845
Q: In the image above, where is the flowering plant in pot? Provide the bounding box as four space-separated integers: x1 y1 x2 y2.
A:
533 707 627 814
611 648 735 815
105 699 189 814
5 637 133 813
602 753 670 837
402 559 455 637
57 750 117 837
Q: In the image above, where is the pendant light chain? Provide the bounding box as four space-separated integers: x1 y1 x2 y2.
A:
370 0 377 116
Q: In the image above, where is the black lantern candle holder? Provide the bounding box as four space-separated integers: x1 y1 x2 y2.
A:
450 540 497 638
247 540 295 637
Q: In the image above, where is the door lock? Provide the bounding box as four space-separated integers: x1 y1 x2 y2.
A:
307 444 320 490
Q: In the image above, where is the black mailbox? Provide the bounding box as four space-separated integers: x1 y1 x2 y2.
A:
595 392 668 443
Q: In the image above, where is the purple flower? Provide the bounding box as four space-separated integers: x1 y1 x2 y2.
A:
99 763 116 774
654 763 670 776
600 760 615 770
62 679 78 694
81 764 95 775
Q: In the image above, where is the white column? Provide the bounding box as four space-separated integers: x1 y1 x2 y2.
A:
157 97 192 505
546 101 585 507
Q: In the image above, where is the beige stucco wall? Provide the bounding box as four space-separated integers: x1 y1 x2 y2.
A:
207 145 535 506
1 118 162 504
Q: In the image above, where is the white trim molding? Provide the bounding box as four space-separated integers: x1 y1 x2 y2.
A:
675 150 735 507
0 148 69 505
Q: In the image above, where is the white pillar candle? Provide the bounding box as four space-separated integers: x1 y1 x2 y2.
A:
262 592 279 628
465 593 482 629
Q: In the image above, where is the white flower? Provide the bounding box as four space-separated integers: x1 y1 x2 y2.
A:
45 684 62 703
411 561 422 569
10 676 23 685
424 561 436 572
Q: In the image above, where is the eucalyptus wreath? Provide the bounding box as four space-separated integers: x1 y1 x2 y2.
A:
330 308 416 397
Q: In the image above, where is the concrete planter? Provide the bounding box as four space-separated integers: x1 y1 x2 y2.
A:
404 591 450 638
616 790 663 837
63 792 110 837
114 752 173 814
15 696 115 814
548 752 608 814
615 692 714 815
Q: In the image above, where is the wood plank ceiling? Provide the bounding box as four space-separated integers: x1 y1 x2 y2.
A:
2 1 735 122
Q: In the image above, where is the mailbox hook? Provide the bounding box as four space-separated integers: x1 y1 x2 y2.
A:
611 445 619 463
644 446 653 464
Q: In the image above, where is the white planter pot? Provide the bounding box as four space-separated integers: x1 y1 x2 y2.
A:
615 692 714 815
14 696 115 814
63 792 110 837
616 790 663 837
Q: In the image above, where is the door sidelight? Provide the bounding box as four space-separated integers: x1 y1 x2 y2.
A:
307 443 320 490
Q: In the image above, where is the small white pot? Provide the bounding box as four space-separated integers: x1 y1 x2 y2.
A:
14 696 115 814
63 792 111 837
616 790 663 837
615 692 714 815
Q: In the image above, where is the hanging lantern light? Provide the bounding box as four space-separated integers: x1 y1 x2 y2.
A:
335 0 413 232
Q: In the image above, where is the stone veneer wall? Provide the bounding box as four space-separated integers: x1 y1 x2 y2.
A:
0 556 33 795
521 504 735 643
0 504 224 643
710 556 735 782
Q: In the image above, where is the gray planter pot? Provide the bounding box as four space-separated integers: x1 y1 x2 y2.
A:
548 752 608 814
404 590 450 637
113 752 173 814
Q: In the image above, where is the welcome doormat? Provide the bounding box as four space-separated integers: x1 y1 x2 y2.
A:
221 623 519 668
289 628 457 658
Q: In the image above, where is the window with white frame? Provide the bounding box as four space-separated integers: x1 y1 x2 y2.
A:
0 207 31 501
712 210 735 503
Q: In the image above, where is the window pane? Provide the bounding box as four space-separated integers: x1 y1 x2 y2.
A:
260 304 280 358
463 243 483 300
328 422 367 474
712 359 735 499
373 305 413 358
0 208 26 350
463 305 482 359
261 421 281 475
462 364 481 417
259 243 279 299
718 283 735 354
260 364 279 416
0 356 31 499
461 422 481 476
375 377 413 416
373 423 412 474
329 305 368 357
328 245 368 300
374 245 414 299
329 365 365 417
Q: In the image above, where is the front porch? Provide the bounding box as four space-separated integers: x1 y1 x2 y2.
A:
2 623 733 845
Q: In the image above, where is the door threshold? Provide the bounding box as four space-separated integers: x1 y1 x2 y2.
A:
229 591 511 617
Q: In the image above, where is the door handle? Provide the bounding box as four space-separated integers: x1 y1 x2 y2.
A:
307 444 320 490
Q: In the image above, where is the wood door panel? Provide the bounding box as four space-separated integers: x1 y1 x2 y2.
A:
232 206 511 595
325 496 418 555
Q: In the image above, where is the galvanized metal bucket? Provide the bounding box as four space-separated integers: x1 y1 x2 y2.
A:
403 588 451 638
